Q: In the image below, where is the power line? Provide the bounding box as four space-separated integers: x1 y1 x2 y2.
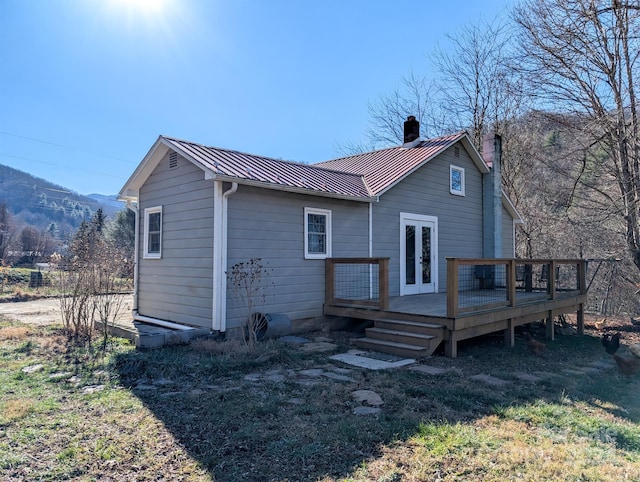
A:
0 130 136 164
0 153 127 180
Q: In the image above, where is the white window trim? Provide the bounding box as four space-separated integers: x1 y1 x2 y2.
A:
143 206 162 259
450 165 465 196
304 207 332 259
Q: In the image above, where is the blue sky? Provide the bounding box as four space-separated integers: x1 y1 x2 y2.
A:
1 0 512 196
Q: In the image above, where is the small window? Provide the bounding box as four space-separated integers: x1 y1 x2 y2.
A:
144 206 162 259
304 207 332 259
450 165 465 196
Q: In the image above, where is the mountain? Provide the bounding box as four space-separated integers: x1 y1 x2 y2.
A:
0 163 122 237
87 193 126 211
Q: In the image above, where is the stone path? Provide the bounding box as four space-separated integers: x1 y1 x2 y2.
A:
20 330 622 417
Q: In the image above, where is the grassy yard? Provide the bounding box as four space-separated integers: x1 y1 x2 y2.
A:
1 315 639 481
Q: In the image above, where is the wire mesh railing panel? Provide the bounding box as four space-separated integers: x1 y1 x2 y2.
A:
457 263 509 310
555 263 580 293
514 262 552 303
333 262 380 303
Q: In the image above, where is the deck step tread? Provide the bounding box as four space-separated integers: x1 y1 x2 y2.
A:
355 337 430 352
373 318 445 330
367 327 436 341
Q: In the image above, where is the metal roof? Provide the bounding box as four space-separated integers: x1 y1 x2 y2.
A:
161 136 373 200
314 131 470 196
158 131 477 201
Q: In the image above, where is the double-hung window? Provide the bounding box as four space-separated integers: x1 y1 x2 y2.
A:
450 165 465 196
304 207 332 259
144 206 162 259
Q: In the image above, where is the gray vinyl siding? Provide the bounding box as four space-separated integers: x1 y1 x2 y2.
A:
225 185 369 330
501 205 515 258
372 142 484 295
137 152 214 328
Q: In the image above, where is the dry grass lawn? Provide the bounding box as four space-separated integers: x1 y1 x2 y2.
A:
1 313 639 481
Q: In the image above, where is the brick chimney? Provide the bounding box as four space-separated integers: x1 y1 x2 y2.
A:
403 116 421 146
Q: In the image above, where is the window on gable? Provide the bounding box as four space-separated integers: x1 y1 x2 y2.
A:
304 207 332 259
144 206 162 259
450 165 465 196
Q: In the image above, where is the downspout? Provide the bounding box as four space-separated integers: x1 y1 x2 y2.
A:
126 201 139 312
368 202 373 257
212 181 238 333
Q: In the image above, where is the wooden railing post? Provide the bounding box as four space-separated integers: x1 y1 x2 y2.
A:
446 258 458 317
325 258 335 307
577 259 586 335
379 258 389 311
508 259 516 306
549 260 557 299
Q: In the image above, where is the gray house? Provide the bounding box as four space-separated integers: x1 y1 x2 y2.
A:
119 117 523 337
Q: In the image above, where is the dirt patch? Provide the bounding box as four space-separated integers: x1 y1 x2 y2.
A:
578 312 640 346
0 295 134 326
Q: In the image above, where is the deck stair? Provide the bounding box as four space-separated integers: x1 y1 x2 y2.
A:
354 318 445 358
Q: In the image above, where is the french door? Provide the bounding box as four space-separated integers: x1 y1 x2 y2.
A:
400 213 438 295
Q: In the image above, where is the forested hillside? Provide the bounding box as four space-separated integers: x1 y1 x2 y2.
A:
0 163 119 238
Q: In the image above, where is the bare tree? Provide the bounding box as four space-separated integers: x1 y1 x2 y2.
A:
365 71 442 148
0 203 15 263
514 0 640 272
18 225 55 266
432 18 525 149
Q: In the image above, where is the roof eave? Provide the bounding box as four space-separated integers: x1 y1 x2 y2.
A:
214 175 375 203
502 190 525 224
373 132 485 197
118 136 172 201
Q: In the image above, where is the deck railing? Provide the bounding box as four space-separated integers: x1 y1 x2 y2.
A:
446 258 587 317
325 257 586 318
325 258 389 311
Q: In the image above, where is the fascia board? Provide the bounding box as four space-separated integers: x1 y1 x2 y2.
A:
118 136 170 200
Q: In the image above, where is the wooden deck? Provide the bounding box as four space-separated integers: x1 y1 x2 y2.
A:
324 258 587 358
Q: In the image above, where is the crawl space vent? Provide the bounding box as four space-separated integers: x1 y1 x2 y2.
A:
169 152 178 169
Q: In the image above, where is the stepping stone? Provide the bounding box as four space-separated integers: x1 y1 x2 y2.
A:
314 336 334 343
278 336 309 344
589 360 615 369
330 352 415 370
82 385 105 394
264 373 285 383
134 384 157 391
534 371 562 379
353 406 382 415
352 390 383 406
49 372 73 380
514 372 542 383
299 342 338 353
410 365 448 376
470 374 511 387
22 364 44 374
321 372 356 382
153 378 175 386
298 369 324 377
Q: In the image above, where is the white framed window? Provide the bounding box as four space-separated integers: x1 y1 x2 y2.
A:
304 207 332 259
450 165 465 196
143 206 162 259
